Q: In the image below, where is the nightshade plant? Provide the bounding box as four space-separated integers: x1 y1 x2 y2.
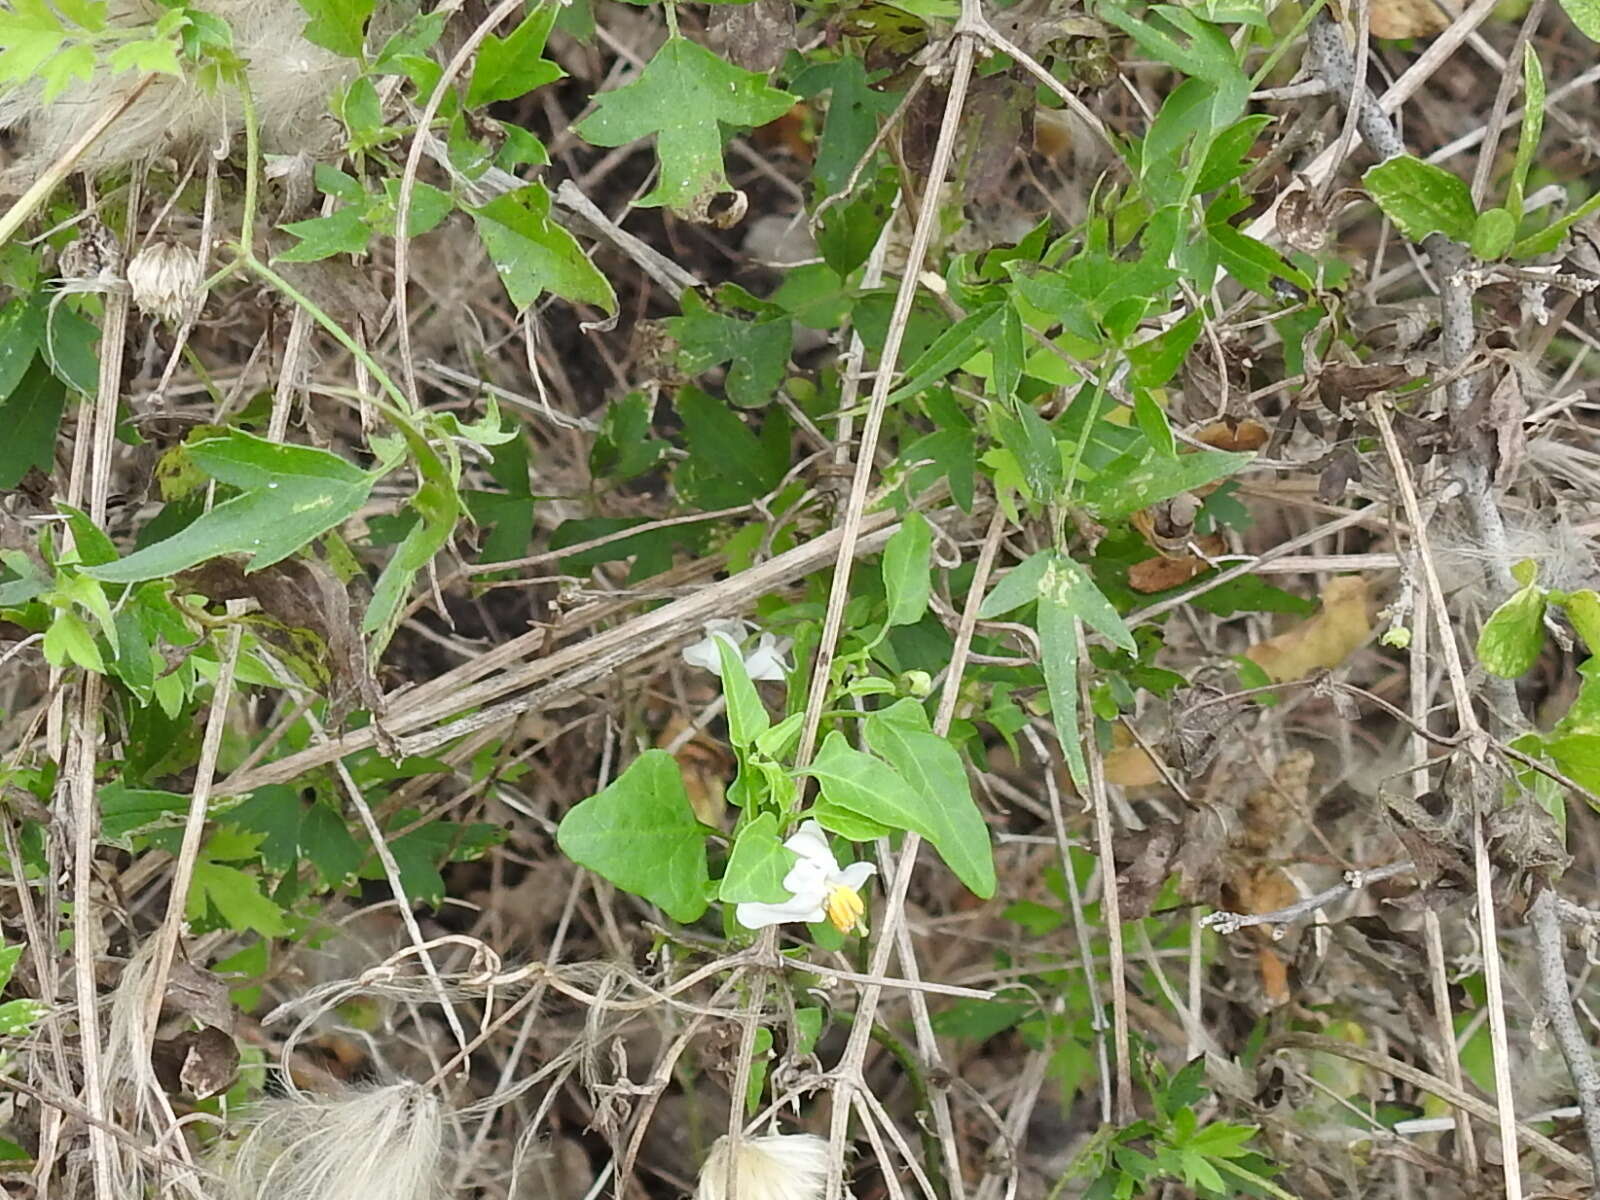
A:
1 0 1599 1195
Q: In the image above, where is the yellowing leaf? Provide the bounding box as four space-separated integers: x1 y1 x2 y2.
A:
1245 576 1372 683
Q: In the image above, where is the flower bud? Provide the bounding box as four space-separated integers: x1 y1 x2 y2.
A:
126 240 204 323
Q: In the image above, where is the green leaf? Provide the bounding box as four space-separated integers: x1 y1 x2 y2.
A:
591 392 668 480
84 431 377 583
43 610 103 672
672 386 789 507
0 356 67 490
55 503 117 566
42 300 99 392
471 184 617 312
1042 553 1135 651
1511 188 1600 259
1545 732 1600 798
1081 448 1252 521
1128 309 1201 389
383 179 453 239
0 943 21 991
789 56 901 198
466 3 563 105
666 288 792 408
362 473 459 652
105 34 180 76
225 785 304 871
1508 43 1545 218
572 36 796 216
557 750 711 923
301 801 364 885
980 549 1052 618
715 635 770 750
996 404 1065 503
1470 208 1516 260
1559 0 1600 40
718 812 796 903
810 798 893 841
886 304 1002 404
1477 580 1547 677
380 818 503 905
0 297 44 402
1561 589 1600 656
295 0 373 57
1186 1121 1259 1158
0 998 44 1036
99 783 190 847
1132 389 1176 458
464 432 535 564
864 699 995 898
1206 220 1311 297
883 510 932 627
275 207 374 263
803 730 992 898
189 861 290 936
1038 594 1086 789
932 997 1035 1040
1363 156 1477 243
1099 2 1247 119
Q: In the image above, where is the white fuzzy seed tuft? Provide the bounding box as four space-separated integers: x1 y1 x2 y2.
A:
215 1082 446 1200
694 1133 833 1200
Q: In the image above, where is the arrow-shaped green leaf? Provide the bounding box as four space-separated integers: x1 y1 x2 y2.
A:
85 431 376 583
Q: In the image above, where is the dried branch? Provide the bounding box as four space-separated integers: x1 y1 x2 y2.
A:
1530 889 1600 1179
1201 862 1415 935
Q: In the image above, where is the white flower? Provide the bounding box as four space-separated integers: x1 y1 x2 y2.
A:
683 619 792 682
736 820 876 934
695 1133 832 1200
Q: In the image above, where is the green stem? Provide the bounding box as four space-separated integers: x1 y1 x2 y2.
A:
237 68 260 255
1250 0 1328 88
239 256 413 416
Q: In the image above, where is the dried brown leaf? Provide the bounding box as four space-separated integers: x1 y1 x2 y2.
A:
1485 798 1571 889
1244 576 1373 683
1368 0 1450 40
1116 819 1182 918
1196 418 1269 453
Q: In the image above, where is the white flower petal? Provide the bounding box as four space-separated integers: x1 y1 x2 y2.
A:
682 638 724 675
682 620 748 676
784 821 841 875
736 895 827 929
835 860 877 891
743 633 793 681
696 1133 832 1200
779 856 830 900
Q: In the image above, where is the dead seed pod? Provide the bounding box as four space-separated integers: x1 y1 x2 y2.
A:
126 239 204 323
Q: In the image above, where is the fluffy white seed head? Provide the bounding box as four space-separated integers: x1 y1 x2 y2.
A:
694 1133 833 1200
126 240 204 323
214 1082 447 1200
0 0 358 193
